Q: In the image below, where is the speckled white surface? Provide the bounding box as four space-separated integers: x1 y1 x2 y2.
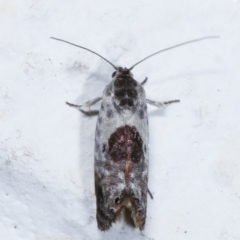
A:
1 1 240 239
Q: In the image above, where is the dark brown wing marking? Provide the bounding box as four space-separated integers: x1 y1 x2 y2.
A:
108 125 144 184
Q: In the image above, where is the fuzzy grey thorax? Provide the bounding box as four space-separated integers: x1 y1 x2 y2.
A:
110 67 143 112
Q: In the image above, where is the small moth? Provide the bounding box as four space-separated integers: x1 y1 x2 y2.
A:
51 36 218 231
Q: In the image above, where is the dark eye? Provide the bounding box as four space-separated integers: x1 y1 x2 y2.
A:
112 71 116 78
115 197 120 205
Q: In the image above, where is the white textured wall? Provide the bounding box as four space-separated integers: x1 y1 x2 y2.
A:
1 1 240 239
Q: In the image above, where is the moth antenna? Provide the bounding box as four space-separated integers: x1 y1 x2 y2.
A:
129 36 220 70
50 37 117 70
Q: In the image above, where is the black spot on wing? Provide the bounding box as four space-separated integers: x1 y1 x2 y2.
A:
106 109 114 118
144 145 147 153
95 142 100 151
98 115 102 124
96 125 101 137
102 144 106 153
138 109 145 119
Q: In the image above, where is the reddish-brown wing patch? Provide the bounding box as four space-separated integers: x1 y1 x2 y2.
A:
108 125 143 183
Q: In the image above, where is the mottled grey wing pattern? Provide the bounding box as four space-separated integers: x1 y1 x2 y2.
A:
94 73 149 231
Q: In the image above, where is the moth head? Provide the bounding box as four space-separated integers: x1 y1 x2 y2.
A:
111 69 140 110
112 67 133 79
51 37 219 111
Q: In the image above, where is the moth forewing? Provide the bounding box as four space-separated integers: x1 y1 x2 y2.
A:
94 71 149 230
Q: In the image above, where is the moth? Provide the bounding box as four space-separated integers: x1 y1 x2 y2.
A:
51 36 218 231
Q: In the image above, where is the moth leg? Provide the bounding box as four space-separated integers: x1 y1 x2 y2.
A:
141 77 148 85
147 188 153 199
66 97 102 113
146 99 180 108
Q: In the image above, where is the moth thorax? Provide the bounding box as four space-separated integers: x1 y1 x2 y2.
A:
113 75 138 108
